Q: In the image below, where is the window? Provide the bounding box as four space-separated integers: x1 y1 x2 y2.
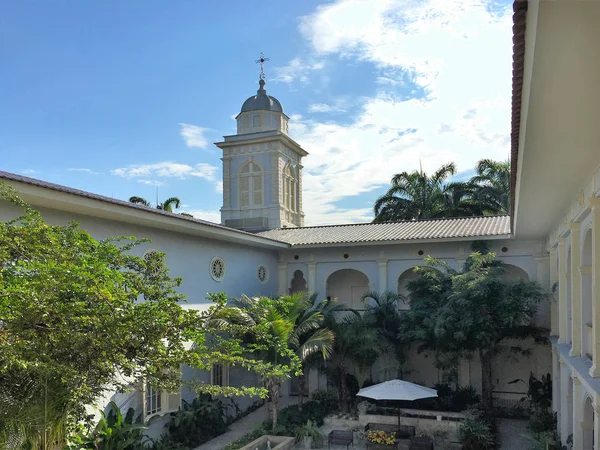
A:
284 164 297 212
146 386 162 416
257 265 268 284
252 114 260 127
211 363 229 387
143 383 181 421
210 256 226 282
239 162 263 208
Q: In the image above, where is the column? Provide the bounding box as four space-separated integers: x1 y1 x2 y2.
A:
377 260 387 294
552 348 559 414
550 246 559 336
559 360 570 443
558 238 568 344
307 263 317 295
278 262 288 295
590 198 600 377
572 375 583 450
570 223 582 356
535 256 550 328
594 402 600 450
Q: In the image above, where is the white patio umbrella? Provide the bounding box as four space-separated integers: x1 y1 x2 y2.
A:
356 379 438 427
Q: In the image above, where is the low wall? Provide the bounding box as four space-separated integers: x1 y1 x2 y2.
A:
359 410 467 441
238 435 295 450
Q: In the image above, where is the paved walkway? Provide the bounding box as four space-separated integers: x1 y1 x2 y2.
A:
192 396 298 450
498 418 532 449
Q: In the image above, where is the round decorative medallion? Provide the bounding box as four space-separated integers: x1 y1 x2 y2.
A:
257 265 268 284
210 257 226 282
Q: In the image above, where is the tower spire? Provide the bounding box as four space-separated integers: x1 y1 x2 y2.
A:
255 52 269 92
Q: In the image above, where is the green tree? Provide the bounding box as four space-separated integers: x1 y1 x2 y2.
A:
470 159 510 215
0 184 278 449
361 291 408 379
217 294 301 430
373 163 477 222
289 294 342 409
402 246 548 412
326 314 379 413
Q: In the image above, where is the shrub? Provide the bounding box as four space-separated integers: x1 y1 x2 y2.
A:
458 419 494 450
311 390 339 414
164 394 230 447
528 410 556 434
220 425 267 450
66 402 147 450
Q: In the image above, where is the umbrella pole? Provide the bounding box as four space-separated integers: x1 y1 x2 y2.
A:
397 405 401 428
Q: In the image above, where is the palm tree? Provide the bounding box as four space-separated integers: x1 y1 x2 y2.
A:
470 159 510 214
128 196 188 215
156 197 181 213
326 313 379 412
373 163 464 222
361 291 408 379
128 196 151 207
289 294 343 408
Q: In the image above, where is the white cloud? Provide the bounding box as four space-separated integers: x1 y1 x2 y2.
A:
22 169 38 174
179 123 210 149
180 209 221 224
308 101 347 113
272 57 325 84
138 179 166 187
285 0 512 225
111 161 221 192
68 168 102 175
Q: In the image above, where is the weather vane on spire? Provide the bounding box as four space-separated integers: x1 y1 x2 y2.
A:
255 52 270 80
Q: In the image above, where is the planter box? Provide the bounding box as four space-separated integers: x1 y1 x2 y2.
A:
366 444 398 450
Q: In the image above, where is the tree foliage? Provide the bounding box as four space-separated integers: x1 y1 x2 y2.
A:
0 183 285 449
373 159 510 222
401 245 548 411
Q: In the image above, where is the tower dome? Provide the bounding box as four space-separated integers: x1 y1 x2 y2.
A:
240 79 283 113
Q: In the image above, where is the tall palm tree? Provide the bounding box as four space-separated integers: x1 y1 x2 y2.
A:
220 294 335 429
470 159 510 214
373 163 464 222
326 313 379 412
289 294 343 408
361 291 408 379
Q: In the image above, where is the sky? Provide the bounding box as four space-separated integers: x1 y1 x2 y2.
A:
0 0 513 225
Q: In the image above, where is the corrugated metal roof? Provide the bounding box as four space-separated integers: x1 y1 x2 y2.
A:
257 216 511 246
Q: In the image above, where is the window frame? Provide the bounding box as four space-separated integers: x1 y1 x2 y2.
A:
238 161 264 208
211 363 229 387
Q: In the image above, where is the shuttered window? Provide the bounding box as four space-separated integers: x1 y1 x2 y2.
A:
239 162 263 208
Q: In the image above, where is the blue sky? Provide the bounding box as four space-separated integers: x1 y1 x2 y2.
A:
0 0 513 225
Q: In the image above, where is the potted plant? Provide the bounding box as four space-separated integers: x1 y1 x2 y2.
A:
365 430 398 449
295 420 324 449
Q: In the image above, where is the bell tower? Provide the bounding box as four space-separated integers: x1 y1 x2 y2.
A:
216 56 307 232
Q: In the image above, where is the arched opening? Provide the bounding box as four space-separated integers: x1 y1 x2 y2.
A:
290 270 307 294
582 229 593 359
326 269 369 311
583 395 595 449
239 161 263 208
503 264 529 281
397 267 423 310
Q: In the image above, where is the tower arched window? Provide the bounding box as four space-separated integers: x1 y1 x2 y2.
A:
239 162 263 208
284 164 297 212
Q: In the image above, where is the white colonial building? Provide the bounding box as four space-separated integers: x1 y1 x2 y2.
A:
6 1 600 441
